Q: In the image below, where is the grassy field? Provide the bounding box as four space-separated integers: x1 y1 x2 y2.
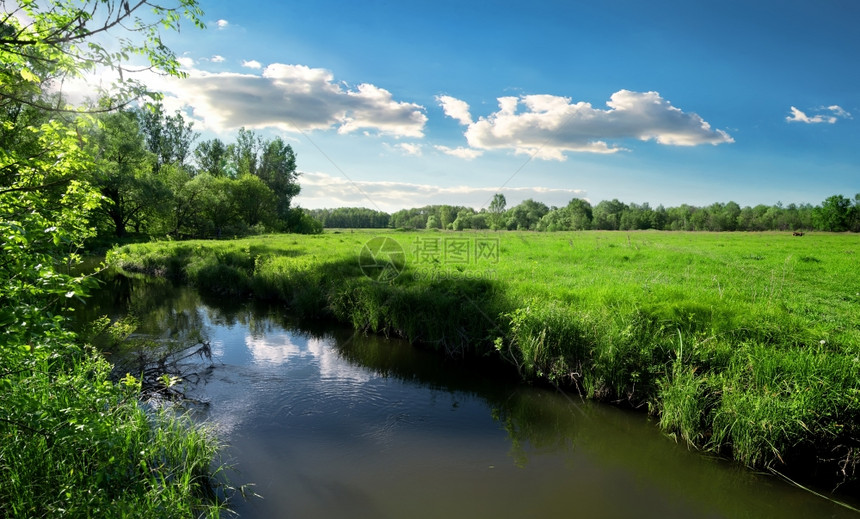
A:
108 230 860 490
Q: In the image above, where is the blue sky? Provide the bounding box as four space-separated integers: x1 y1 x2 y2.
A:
149 0 858 212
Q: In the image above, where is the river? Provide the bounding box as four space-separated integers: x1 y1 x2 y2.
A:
77 272 859 518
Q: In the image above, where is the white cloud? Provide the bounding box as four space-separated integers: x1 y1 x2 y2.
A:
394 142 423 156
177 57 195 69
209 327 372 437
154 63 427 137
434 145 483 160
242 59 262 69
439 90 733 160
786 105 852 124
211 55 225 63
827 105 852 119
294 171 586 212
437 95 473 125
787 106 830 124
216 19 229 29
47 66 122 106
241 333 368 386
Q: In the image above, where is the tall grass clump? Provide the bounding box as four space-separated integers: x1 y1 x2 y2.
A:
110 242 197 280
329 274 504 355
251 254 331 318
656 332 721 446
496 301 594 386
185 254 252 298
711 343 860 468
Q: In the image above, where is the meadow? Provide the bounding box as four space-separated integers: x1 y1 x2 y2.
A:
108 230 860 490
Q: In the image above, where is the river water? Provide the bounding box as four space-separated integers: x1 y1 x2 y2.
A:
79 273 859 519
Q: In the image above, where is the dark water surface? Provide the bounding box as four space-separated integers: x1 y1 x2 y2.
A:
79 273 859 519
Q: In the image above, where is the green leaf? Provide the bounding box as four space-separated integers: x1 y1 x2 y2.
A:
20 68 40 83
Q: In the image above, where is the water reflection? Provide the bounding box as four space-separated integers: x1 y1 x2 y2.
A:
78 273 860 519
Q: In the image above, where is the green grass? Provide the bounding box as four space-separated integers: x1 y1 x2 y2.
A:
0 343 228 518
107 230 860 487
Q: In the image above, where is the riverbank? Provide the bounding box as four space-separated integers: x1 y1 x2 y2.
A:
107 230 860 493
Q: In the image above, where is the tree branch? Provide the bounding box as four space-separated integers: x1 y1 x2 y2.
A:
0 0 152 47
0 92 140 114
0 177 74 196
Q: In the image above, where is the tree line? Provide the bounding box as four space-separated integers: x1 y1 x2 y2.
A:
309 192 860 232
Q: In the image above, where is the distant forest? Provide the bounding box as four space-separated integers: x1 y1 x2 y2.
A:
309 193 860 232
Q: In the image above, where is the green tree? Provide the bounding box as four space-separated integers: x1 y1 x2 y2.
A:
88 109 167 237
137 103 197 172
390 207 430 229
488 193 507 230
593 199 626 230
471 212 489 229
284 207 323 234
230 127 262 177
850 193 860 232
1 0 204 337
702 201 740 231
452 209 474 230
229 174 276 228
257 137 300 222
762 204 783 231
689 207 708 231
722 201 741 231
567 198 593 230
169 172 225 237
154 162 191 236
813 194 851 231
666 204 695 230
506 198 548 230
439 205 455 229
782 203 801 231
193 138 229 177
619 202 653 230
0 117 100 347
536 208 569 231
309 207 390 228
651 204 667 230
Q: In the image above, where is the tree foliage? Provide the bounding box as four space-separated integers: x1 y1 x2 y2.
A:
192 137 229 177
137 102 197 171
813 194 852 232
88 109 164 237
0 0 211 344
488 193 507 230
257 136 301 220
0 117 100 348
80 116 309 238
310 207 391 228
505 198 548 230
0 0 204 112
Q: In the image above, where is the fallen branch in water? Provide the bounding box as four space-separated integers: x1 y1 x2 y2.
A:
112 338 216 404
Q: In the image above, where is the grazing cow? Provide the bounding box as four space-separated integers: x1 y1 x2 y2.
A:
792 231 805 236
